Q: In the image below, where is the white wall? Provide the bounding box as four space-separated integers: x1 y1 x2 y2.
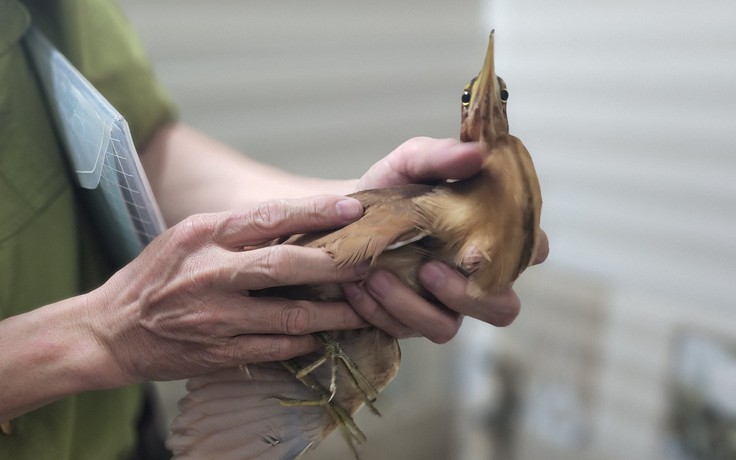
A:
492 0 736 309
456 1 736 459
120 0 488 178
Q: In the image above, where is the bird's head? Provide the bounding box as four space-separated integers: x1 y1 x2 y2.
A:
460 31 509 144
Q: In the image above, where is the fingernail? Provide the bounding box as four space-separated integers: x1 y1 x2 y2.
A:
367 271 391 297
336 198 363 221
420 262 447 290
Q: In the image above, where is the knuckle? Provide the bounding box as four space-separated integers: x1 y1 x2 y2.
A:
265 338 285 361
205 349 228 368
262 245 294 284
304 199 322 223
279 302 312 335
171 214 216 249
401 136 429 155
391 138 425 173
207 337 256 367
203 340 237 368
251 200 287 234
261 336 313 362
210 210 247 244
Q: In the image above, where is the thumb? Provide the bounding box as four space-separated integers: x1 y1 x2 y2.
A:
357 137 484 190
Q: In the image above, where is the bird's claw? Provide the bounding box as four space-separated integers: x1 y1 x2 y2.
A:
273 332 382 458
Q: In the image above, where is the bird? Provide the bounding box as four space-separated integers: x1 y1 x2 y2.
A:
167 30 542 459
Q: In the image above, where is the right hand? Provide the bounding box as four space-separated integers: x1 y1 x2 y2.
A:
86 195 369 386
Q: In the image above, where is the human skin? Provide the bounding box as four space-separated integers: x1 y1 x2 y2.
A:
0 123 548 422
140 124 548 338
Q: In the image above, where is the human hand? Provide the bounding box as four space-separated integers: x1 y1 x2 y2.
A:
87 196 371 385
355 137 485 191
344 137 549 342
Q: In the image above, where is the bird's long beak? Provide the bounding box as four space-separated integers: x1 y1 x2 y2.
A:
461 31 509 143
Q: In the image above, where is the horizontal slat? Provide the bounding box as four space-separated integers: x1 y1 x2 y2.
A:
120 0 489 179
488 1 736 459
123 0 484 58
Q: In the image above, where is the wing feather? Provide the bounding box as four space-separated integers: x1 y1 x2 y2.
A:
297 184 434 267
168 330 400 460
168 364 328 460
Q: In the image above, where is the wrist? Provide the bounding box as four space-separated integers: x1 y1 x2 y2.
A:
34 293 129 393
0 292 129 421
79 284 140 389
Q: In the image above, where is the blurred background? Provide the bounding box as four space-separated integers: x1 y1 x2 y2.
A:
118 0 736 459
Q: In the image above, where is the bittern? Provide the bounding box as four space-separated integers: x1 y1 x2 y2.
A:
168 31 542 459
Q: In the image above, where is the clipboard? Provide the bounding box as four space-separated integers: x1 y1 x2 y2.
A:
24 27 166 265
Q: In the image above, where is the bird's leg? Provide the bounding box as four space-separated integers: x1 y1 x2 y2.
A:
273 355 333 407
276 359 367 451
276 332 380 412
271 331 383 456
294 354 335 402
272 338 339 407
314 332 381 415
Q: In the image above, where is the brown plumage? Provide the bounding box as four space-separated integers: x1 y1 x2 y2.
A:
284 32 541 300
168 31 542 459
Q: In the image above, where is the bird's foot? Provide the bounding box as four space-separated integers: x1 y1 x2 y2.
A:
277 358 367 456
272 332 383 457
314 331 380 414
276 332 379 412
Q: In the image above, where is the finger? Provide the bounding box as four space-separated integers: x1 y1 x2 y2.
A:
185 362 295 389
215 296 368 336
419 262 521 326
213 195 363 248
222 244 369 291
219 334 323 364
365 270 462 343
532 229 549 265
357 138 484 190
342 282 418 339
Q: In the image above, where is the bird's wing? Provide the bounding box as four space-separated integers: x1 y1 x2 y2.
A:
167 363 328 460
168 330 400 460
290 184 434 267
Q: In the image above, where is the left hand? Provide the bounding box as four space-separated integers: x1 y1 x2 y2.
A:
342 137 550 343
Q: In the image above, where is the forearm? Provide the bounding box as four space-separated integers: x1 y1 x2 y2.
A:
140 123 357 225
0 294 121 422
0 194 369 422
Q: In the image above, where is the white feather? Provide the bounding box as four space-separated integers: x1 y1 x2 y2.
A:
168 363 329 460
168 330 399 459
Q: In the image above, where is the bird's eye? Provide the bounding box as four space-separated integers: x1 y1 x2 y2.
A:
497 76 509 103
462 90 472 107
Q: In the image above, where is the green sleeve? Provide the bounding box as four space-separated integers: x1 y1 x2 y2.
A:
1 0 176 458
23 0 177 148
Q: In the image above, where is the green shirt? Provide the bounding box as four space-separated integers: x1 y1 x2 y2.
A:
0 0 175 457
